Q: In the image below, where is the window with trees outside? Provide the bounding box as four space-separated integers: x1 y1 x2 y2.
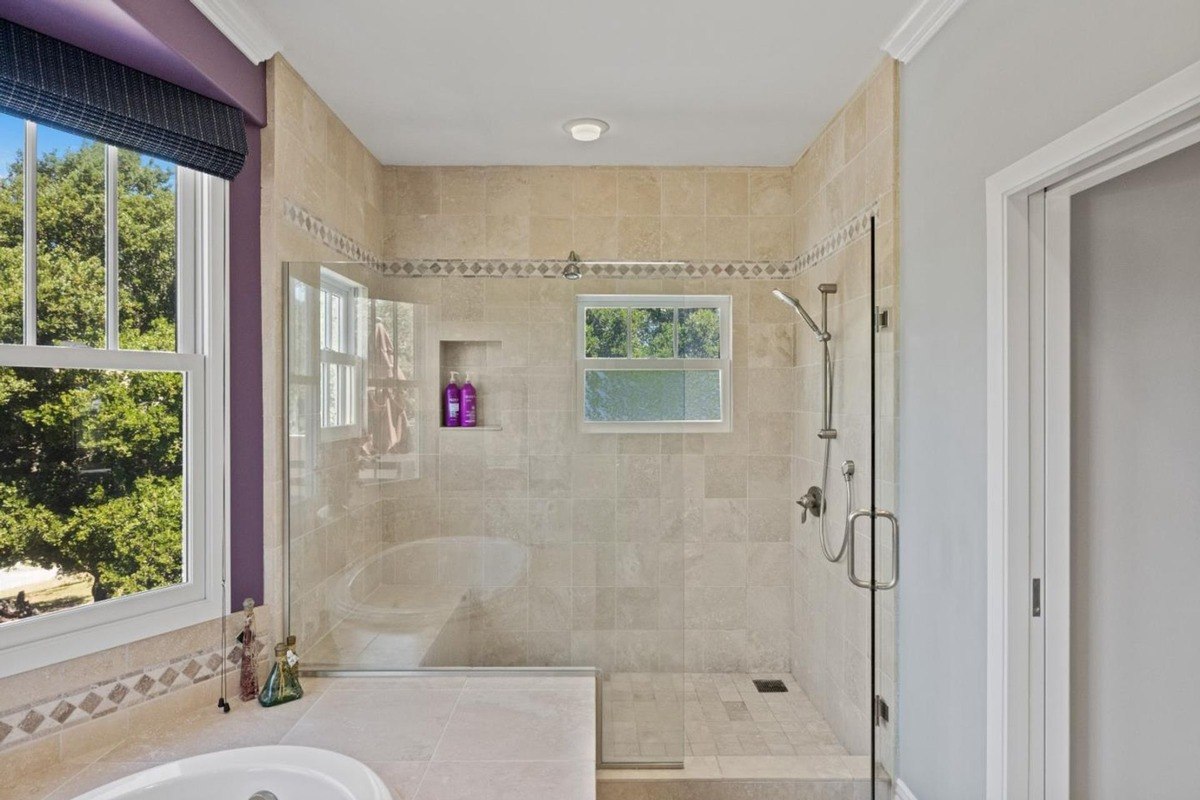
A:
0 111 227 675
576 295 732 433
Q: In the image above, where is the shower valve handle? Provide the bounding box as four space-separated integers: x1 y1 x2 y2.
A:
797 486 823 523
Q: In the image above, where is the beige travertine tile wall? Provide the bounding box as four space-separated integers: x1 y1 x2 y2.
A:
366 166 801 674
260 55 388 646
788 59 898 762
301 275 797 676
384 167 794 262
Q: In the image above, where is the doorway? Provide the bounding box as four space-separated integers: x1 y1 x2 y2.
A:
986 59 1200 800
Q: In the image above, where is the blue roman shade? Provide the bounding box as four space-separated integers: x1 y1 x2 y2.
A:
0 18 247 180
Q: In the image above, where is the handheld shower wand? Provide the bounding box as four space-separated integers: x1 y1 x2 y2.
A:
773 285 848 562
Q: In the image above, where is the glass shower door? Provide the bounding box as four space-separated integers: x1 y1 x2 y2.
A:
869 216 899 796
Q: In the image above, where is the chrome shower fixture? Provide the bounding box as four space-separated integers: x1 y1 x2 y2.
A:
774 283 848 563
562 251 582 280
771 289 826 341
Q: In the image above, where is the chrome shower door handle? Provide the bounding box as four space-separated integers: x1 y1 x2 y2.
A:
876 511 899 591
847 509 873 589
846 509 899 590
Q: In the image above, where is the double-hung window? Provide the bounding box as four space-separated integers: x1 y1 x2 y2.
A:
576 295 732 433
0 113 227 676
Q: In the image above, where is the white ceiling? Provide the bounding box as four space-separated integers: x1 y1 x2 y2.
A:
245 0 914 166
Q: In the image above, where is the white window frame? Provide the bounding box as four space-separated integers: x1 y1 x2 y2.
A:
0 119 228 678
575 294 732 434
318 268 364 441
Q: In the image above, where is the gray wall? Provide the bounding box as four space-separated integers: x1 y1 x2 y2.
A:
897 2 1200 797
1069 141 1200 799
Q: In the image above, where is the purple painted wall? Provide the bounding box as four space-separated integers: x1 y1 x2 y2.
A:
0 0 266 607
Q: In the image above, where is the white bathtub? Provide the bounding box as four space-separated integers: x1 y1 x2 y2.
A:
72 746 392 800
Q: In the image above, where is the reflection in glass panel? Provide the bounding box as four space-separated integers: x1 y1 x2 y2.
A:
584 307 628 357
0 112 23 344
37 126 106 347
584 369 721 422
365 298 419 465
118 150 177 351
678 307 721 358
0 367 184 622
630 307 675 358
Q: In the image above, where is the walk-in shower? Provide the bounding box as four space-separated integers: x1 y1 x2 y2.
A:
283 229 898 793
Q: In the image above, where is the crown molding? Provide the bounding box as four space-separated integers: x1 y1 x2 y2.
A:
881 0 966 63
190 0 280 64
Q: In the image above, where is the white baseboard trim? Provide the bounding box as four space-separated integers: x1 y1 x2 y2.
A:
895 778 919 800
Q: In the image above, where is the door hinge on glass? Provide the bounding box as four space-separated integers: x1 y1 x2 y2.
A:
1032 578 1041 617
874 306 890 331
874 695 889 726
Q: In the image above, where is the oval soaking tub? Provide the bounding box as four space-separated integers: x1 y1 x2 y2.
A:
72 746 392 800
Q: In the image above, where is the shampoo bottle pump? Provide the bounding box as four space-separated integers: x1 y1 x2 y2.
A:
461 373 477 427
444 371 461 427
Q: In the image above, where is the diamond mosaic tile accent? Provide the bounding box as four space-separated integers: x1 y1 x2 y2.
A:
18 710 44 735
0 638 239 754
49 701 75 724
283 198 879 282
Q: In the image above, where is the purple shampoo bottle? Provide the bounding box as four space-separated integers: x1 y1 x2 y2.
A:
461 374 477 427
444 371 461 427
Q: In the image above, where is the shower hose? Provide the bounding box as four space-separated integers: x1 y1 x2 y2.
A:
816 338 853 563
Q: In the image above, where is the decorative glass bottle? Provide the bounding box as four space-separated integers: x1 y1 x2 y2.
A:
258 643 304 707
237 598 258 702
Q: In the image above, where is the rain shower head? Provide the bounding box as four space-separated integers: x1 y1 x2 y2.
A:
771 289 828 341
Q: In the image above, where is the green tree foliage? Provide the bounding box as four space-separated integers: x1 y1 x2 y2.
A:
0 132 182 607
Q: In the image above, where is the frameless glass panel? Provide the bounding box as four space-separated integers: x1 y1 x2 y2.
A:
630 307 674 358
117 150 177 351
871 215 899 796
36 126 106 347
0 366 184 622
584 368 721 422
0 113 23 344
584 306 628 357
677 306 720 357
285 267 684 769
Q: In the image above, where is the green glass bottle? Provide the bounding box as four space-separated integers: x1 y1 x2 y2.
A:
258 643 303 707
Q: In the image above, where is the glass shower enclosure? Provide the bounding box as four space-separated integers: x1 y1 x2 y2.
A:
284 261 687 766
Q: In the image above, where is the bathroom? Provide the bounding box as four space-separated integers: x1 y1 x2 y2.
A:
1 1 1198 799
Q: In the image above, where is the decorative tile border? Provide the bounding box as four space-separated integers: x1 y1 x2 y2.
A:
282 198 879 280
282 199 384 267
0 637 264 753
377 257 796 280
795 200 881 274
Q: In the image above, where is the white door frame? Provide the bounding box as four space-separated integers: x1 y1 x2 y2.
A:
985 59 1200 800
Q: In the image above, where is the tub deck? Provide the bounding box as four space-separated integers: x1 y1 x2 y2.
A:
16 674 595 800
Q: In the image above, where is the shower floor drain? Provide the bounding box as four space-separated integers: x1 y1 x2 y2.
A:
752 679 788 693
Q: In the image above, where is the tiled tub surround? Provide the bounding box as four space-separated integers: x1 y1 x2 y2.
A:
5 674 596 800
0 608 271 759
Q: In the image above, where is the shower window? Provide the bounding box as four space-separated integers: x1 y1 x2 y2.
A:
575 294 731 432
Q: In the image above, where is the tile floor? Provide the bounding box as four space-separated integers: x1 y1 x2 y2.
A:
599 672 871 790
602 672 848 760
13 675 596 800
